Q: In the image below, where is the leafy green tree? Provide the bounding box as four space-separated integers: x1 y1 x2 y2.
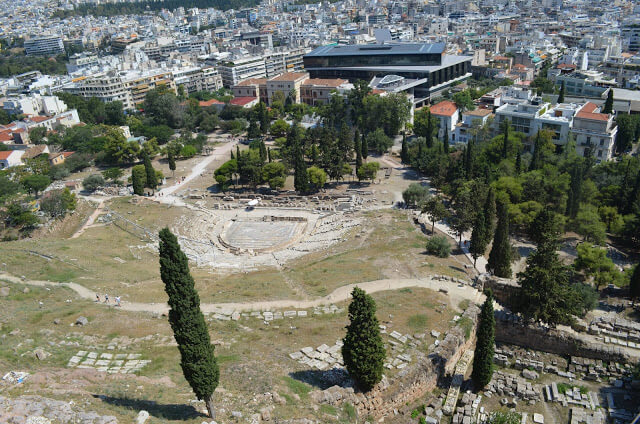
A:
603 89 614 114
82 174 105 192
426 235 451 258
4 203 38 229
269 119 290 138
574 243 623 289
22 174 51 197
616 114 637 154
472 290 495 389
557 81 565 103
413 108 437 147
180 144 197 158
40 188 76 217
255 101 270 134
422 195 450 234
307 166 327 192
247 119 260 139
573 204 606 244
366 128 393 155
357 161 380 182
132 165 146 195
200 113 220 133
342 287 386 392
104 128 140 164
158 228 219 418
143 154 157 189
102 167 124 183
105 101 125 125
528 209 564 246
402 183 429 208
29 127 47 144
453 90 474 112
487 199 512 278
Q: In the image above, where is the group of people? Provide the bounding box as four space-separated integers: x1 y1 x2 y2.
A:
95 293 121 307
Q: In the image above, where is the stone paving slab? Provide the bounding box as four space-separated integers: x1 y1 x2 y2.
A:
67 350 150 374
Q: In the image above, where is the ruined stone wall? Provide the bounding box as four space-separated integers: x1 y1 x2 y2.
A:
479 276 520 308
495 318 637 364
311 305 480 420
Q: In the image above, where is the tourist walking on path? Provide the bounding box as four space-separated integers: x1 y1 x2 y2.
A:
95 294 100 302
104 294 109 304
115 296 121 307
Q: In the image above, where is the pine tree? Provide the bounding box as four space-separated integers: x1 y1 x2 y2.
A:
355 130 363 169
342 287 386 391
143 154 157 189
470 210 487 269
515 151 521 176
168 150 176 178
630 264 640 303
472 290 495 390
401 132 409 164
603 89 614 114
443 127 449 154
361 133 368 160
132 165 145 196
158 228 219 418
557 81 565 103
487 199 512 278
247 119 260 139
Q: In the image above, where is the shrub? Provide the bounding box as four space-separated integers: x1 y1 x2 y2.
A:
82 174 105 192
426 235 450 258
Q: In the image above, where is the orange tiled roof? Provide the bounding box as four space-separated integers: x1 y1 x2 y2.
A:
199 99 224 107
0 151 13 160
269 72 308 82
430 100 458 117
575 102 610 121
235 78 267 87
302 78 347 88
230 96 257 106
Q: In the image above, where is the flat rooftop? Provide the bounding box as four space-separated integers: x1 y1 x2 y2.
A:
303 55 472 73
305 42 446 57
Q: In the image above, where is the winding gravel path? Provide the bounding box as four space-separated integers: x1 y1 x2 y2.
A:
0 272 483 314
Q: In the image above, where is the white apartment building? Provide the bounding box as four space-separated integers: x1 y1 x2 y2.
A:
68 73 133 109
172 66 223 94
494 98 549 137
3 95 68 116
570 102 618 162
218 55 267 88
24 35 65 56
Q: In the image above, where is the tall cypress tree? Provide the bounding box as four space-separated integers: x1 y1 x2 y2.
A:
426 109 434 148
355 129 363 168
470 210 487 269
294 147 309 193
143 154 157 189
603 89 614 114
529 131 542 171
472 289 495 390
515 151 522 176
443 127 449 154
168 150 176 178
625 170 640 214
483 187 496 238
566 162 584 218
487 199 512 278
501 119 510 159
401 132 409 164
259 140 267 163
342 287 386 391
557 81 565 103
464 139 474 180
267 147 272 162
132 165 145 196
158 228 219 418
236 145 240 160
361 133 369 160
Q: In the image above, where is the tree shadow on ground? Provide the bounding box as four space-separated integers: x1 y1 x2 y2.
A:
289 368 352 391
517 245 535 259
93 394 204 421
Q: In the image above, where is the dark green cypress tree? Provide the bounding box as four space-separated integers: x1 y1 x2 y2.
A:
472 289 495 390
361 133 368 160
132 165 145 196
355 130 363 168
259 140 267 162
630 264 640 303
603 89 614 114
401 131 409 163
464 139 474 179
342 287 386 391
247 119 260 139
443 127 449 154
294 147 308 193
236 145 240 160
230 150 234 160
501 119 510 159
483 187 496 238
168 150 176 177
515 151 522 176
557 81 565 103
158 228 219 418
143 154 157 189
487 199 512 278
426 109 434 148
470 210 487 269
625 170 640 214
529 131 542 171
267 147 272 163
566 162 584 219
